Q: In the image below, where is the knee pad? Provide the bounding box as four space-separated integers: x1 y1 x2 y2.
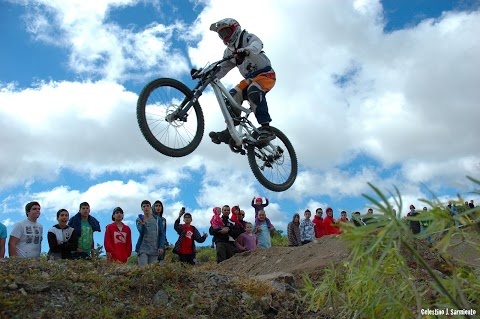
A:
247 86 265 111
229 87 244 105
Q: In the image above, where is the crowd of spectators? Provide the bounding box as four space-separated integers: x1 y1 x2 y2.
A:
1 198 476 265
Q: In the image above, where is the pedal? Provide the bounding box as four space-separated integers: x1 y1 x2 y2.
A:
229 139 245 155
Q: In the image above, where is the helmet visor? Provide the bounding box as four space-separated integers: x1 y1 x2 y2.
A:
218 27 234 41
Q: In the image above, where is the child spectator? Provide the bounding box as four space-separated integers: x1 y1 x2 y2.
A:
47 209 78 260
173 210 208 265
230 205 243 227
235 222 258 252
287 213 301 246
312 208 326 238
255 210 274 248
104 207 132 263
252 197 273 228
300 209 315 245
323 207 340 235
210 207 224 229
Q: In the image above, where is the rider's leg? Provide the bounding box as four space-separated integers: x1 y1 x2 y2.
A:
209 81 248 145
247 74 276 143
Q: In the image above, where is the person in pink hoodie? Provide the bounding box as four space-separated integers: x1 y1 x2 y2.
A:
313 207 326 238
323 207 340 235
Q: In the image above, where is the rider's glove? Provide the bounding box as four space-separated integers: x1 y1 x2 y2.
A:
235 48 250 59
190 68 201 79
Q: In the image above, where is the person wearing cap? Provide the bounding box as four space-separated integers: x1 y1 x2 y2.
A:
47 209 78 260
173 209 208 265
104 207 132 263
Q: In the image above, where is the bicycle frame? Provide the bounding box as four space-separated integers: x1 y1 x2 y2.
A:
209 78 258 146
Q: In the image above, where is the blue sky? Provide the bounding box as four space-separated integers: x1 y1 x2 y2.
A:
1 0 480 255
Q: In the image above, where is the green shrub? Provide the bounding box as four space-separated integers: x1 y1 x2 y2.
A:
302 177 480 318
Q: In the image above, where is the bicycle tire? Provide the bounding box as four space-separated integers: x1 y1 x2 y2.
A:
136 78 204 157
247 127 298 192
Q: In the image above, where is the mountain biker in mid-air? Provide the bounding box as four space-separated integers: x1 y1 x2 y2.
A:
207 18 276 145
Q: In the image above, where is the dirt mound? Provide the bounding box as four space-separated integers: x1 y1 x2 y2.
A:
219 235 350 281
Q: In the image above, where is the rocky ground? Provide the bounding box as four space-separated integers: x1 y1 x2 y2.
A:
1 233 478 319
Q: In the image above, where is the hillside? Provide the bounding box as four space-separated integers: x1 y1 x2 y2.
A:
1 233 478 319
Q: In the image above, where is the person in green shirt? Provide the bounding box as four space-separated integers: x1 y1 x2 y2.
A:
68 202 101 259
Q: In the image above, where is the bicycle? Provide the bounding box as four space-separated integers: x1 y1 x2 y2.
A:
136 55 298 192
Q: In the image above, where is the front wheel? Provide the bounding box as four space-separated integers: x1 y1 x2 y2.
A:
247 127 298 192
136 78 204 157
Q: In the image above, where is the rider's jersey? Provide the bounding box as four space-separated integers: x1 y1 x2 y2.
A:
216 30 273 80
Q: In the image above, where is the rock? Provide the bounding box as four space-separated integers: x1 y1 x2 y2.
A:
153 289 169 306
7 283 18 290
19 288 28 296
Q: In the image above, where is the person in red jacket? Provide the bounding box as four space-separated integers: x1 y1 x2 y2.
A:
323 207 340 235
104 207 132 263
313 207 326 238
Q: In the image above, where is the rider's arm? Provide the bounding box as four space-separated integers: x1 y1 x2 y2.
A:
216 49 236 79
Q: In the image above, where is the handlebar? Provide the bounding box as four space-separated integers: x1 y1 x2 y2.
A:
191 55 235 80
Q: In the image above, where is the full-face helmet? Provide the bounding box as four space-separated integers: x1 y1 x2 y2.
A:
210 18 241 46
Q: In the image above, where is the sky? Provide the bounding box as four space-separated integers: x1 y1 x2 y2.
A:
1 0 480 255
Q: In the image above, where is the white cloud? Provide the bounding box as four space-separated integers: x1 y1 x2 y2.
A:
1 0 480 234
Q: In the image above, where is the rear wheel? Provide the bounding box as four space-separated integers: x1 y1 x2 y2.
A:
136 78 204 157
247 127 298 192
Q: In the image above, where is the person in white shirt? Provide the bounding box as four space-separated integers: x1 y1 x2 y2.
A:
8 201 43 258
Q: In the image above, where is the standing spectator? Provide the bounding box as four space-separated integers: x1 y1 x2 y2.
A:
235 222 258 252
339 211 349 222
135 200 165 266
104 207 132 263
209 205 243 263
47 209 78 260
0 221 6 258
469 200 475 209
323 207 340 235
451 203 459 227
68 202 101 259
351 212 364 227
8 201 43 258
255 210 273 248
407 205 421 235
251 197 273 228
300 209 315 245
287 213 301 246
363 208 376 225
419 207 432 245
173 209 208 265
312 208 326 238
153 200 168 262
238 210 247 229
